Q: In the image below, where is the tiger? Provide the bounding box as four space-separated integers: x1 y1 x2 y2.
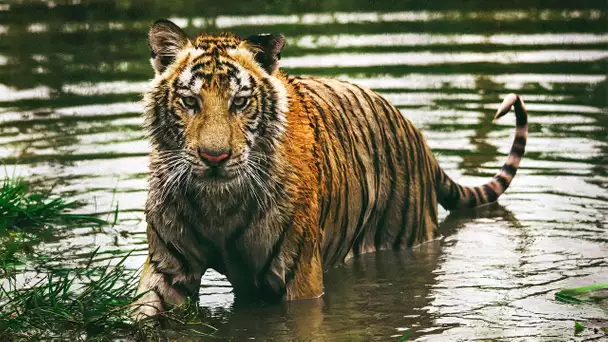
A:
134 19 528 319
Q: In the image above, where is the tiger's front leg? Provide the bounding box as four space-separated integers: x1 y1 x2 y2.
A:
134 223 204 320
278 205 324 301
284 241 324 301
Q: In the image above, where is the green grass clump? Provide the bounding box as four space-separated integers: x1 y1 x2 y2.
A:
0 254 216 340
0 175 105 266
0 254 148 341
2 177 72 231
0 176 217 340
0 175 106 232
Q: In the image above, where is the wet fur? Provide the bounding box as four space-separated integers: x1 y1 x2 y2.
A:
135 21 528 319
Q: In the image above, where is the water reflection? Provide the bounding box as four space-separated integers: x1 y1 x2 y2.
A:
192 204 540 340
281 50 608 68
293 33 608 49
199 240 444 340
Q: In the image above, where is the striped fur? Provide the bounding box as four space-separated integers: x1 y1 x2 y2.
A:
134 21 529 319
437 94 528 210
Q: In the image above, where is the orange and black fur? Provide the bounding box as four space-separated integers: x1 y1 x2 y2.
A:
135 20 528 318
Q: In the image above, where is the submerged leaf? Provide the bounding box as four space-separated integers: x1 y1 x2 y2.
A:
574 321 585 334
555 283 608 304
397 329 411 341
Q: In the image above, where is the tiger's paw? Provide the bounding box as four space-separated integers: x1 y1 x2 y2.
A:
132 291 164 322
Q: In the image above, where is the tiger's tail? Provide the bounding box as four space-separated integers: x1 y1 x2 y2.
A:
436 93 528 210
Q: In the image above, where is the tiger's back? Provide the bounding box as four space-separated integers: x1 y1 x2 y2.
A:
297 76 527 268
295 77 440 267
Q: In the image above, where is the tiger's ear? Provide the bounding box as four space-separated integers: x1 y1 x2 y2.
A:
245 34 285 75
148 19 190 74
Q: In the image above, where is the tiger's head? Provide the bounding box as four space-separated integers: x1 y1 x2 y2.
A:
143 20 288 194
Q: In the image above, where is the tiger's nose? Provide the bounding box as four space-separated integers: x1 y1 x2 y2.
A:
198 148 231 166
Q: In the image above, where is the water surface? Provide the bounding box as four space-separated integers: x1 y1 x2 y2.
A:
0 0 606 340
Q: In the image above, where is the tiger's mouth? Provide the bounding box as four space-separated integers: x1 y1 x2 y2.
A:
192 166 237 183
187 155 267 190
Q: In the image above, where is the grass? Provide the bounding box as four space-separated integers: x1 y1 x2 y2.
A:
1 252 217 341
0 175 217 341
0 175 105 267
1 253 144 341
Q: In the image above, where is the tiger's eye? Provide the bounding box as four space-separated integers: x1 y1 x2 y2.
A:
181 96 198 109
232 96 249 110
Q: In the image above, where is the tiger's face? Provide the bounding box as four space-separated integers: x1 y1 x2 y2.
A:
144 20 288 192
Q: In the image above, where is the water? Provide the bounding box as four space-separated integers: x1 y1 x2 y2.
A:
1 1 606 340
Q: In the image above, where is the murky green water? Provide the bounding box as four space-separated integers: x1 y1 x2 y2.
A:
1 0 607 340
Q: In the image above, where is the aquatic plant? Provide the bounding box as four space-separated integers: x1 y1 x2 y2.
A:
1 254 216 340
0 175 104 232
1 253 141 341
555 283 608 304
0 176 216 340
555 284 608 337
0 175 104 266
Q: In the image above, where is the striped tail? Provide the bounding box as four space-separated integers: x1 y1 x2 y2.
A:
437 93 528 210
